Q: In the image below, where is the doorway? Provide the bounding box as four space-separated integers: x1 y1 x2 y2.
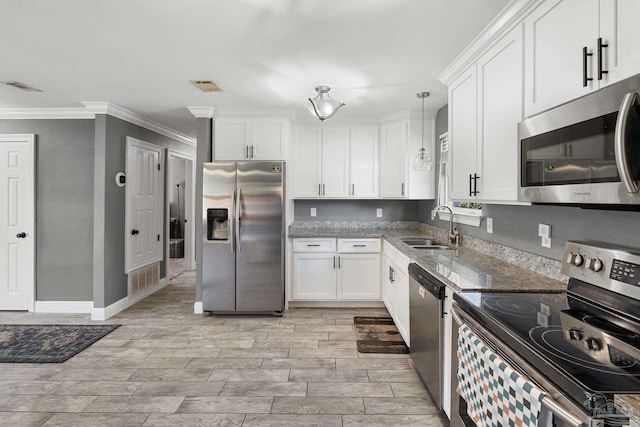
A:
166 151 195 280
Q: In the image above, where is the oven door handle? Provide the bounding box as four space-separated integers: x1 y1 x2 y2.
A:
451 305 586 427
614 91 639 194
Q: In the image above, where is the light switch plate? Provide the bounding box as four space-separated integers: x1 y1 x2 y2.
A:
486 217 493 234
542 236 552 248
376 208 383 218
310 208 316 217
539 224 551 238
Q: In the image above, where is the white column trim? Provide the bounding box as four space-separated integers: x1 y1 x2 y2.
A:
92 277 169 321
34 301 94 314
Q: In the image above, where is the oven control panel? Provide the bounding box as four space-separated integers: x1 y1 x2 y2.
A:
562 241 640 299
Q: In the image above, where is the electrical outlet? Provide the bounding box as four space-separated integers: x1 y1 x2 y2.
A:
376 208 383 218
310 208 316 217
486 217 493 234
539 224 551 238
542 236 552 248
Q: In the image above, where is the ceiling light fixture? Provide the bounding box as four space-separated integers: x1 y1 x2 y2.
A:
414 91 433 171
308 86 345 121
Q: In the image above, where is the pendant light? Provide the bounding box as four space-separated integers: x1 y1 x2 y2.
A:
308 86 345 121
414 91 433 171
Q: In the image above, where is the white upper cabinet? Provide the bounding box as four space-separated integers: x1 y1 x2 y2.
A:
448 66 478 201
449 25 523 203
524 0 640 117
321 128 350 198
380 122 408 198
599 0 640 86
214 117 288 160
349 127 379 198
293 128 322 198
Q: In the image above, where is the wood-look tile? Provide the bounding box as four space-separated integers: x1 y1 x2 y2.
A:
83 396 184 413
209 368 290 382
289 348 358 359
148 348 221 358
367 369 422 383
0 395 96 412
342 414 445 427
42 413 148 427
220 381 307 397
271 396 365 414
0 380 57 395
129 368 212 382
0 367 62 380
261 358 335 370
62 357 121 368
318 339 357 349
133 381 224 396
0 412 53 427
123 340 190 349
266 331 329 340
48 381 143 396
390 382 430 398
78 348 154 358
308 382 394 398
49 368 136 382
186 339 255 348
289 369 368 383
364 397 438 414
294 325 354 333
186 358 264 369
252 339 318 349
142 413 244 426
177 396 273 414
242 414 342 427
113 358 192 369
217 349 289 359
336 358 412 370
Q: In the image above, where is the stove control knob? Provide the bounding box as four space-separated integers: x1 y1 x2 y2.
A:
591 258 604 272
586 337 603 351
569 328 584 341
573 254 584 267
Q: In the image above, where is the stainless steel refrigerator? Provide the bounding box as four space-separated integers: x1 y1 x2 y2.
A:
202 161 285 315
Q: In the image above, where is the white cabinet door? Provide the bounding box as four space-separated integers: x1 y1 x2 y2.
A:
380 122 408 198
600 0 640 86
394 270 410 347
294 128 322 198
349 127 379 198
321 128 350 198
448 66 478 201
337 253 381 300
524 0 599 117
214 119 250 160
292 253 337 300
382 255 395 316
252 120 286 160
477 25 523 202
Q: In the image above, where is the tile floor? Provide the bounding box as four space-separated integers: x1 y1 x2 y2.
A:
0 271 444 427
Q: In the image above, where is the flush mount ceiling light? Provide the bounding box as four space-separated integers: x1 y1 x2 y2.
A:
414 91 433 171
1 81 42 92
308 85 345 121
190 80 223 92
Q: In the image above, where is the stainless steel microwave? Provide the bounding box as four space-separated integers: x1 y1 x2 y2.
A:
518 74 640 205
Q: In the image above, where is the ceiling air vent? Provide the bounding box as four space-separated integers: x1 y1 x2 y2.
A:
1 81 42 92
190 80 223 92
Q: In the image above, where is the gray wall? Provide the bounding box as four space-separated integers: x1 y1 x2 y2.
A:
0 119 95 301
195 118 213 303
294 200 421 221
419 105 640 261
94 115 196 308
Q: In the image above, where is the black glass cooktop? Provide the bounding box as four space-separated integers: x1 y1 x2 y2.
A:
455 282 640 409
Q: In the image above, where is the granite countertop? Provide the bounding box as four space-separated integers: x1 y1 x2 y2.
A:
289 222 567 293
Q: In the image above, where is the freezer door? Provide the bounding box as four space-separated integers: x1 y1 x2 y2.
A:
236 162 285 312
202 162 236 312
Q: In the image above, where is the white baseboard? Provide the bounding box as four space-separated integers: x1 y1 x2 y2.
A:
92 277 168 321
34 300 94 314
288 300 385 308
194 301 203 314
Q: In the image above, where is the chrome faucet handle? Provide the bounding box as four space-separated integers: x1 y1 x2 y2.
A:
450 228 461 246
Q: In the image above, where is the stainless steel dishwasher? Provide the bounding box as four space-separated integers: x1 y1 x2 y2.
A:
409 263 446 410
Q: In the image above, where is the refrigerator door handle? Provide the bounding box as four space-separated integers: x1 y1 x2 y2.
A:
236 187 242 252
230 188 237 253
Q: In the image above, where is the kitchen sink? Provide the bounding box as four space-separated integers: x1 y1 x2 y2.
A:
411 245 451 250
401 238 452 250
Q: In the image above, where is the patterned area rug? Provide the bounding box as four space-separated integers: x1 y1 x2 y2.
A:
0 324 120 363
354 316 410 354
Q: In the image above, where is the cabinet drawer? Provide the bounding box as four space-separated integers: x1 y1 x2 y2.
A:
293 238 336 252
383 239 396 258
338 238 381 253
395 250 411 275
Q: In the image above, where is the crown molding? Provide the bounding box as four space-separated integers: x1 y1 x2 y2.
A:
438 0 543 85
214 108 296 121
83 102 196 146
187 106 215 118
0 107 94 120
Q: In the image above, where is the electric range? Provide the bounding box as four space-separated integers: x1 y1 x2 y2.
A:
454 241 640 426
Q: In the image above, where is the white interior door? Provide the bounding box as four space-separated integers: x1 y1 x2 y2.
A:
0 134 35 311
126 137 164 273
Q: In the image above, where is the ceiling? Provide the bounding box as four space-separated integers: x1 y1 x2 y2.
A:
0 0 510 138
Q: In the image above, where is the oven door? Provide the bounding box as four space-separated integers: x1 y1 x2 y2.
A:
518 74 640 205
450 303 591 427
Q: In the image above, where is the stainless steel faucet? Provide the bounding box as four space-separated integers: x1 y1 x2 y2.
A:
431 204 460 246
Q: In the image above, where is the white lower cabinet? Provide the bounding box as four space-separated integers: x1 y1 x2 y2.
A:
292 238 381 301
381 239 411 346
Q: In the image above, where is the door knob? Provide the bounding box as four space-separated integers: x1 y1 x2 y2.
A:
131 229 140 235
16 232 26 238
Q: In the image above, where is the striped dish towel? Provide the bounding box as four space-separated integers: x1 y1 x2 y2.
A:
457 324 546 427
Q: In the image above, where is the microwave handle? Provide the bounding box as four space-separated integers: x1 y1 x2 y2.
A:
614 92 639 193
